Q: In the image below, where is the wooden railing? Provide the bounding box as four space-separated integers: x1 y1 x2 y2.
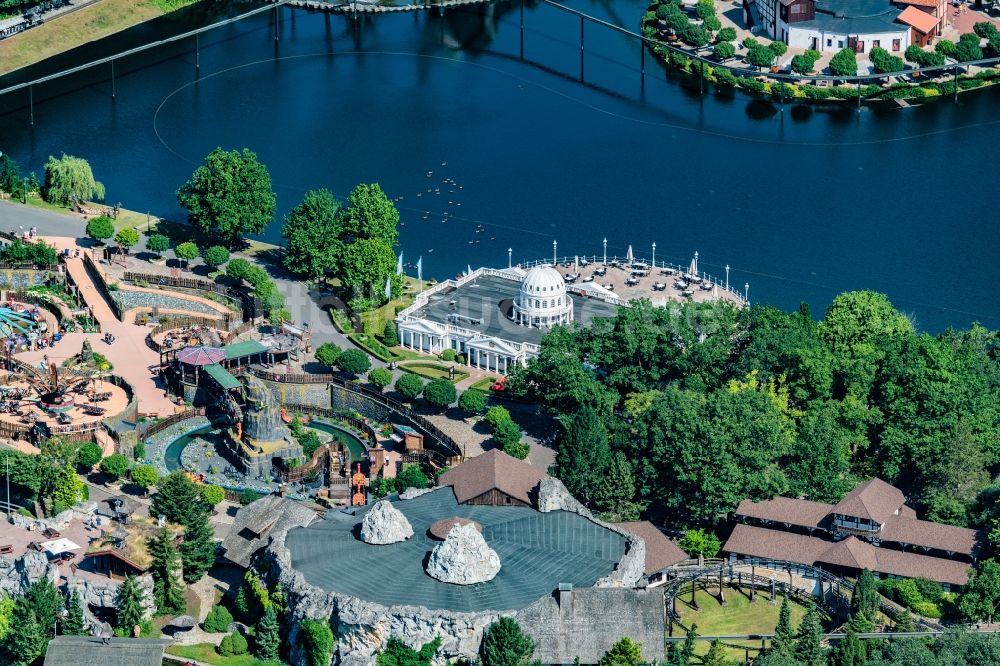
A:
140 409 200 440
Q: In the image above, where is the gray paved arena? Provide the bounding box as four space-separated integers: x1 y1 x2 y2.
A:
284 489 626 612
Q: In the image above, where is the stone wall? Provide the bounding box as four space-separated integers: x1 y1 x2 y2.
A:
9 502 97 532
330 385 393 423
253 377 333 410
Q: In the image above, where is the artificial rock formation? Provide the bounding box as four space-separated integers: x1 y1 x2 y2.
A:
0 552 58 597
426 523 501 585
360 500 414 545
399 487 436 500
537 476 592 517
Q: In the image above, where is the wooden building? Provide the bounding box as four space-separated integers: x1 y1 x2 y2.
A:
83 550 147 580
438 449 544 508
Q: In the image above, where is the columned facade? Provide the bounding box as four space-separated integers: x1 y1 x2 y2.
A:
511 265 574 328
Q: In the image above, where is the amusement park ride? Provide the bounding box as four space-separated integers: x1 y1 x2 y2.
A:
352 463 367 506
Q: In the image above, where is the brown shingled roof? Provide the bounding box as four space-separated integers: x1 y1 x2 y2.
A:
831 478 904 525
880 516 981 556
723 524 971 586
439 449 545 506
735 497 833 529
614 521 689 574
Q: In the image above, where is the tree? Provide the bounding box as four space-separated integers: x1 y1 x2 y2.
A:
714 42 735 61
772 596 794 656
747 44 775 69
130 464 159 491
703 14 721 32
100 453 129 480
200 484 225 507
368 367 393 391
314 342 342 368
481 617 539 666
383 321 399 346
300 618 336 666
557 406 612 507
850 569 879 631
870 47 904 74
336 348 371 376
51 462 85 512
282 189 342 279
503 440 531 460
975 20 1000 39
179 507 216 584
114 228 139 255
176 147 276 248
829 48 858 76
174 241 199 268
769 40 788 58
219 632 249 656
255 605 280 661
794 602 824 666
377 636 442 666
203 604 234 633
394 463 429 493
960 559 1000 623
423 378 456 410
115 575 146 633
598 637 643 666
956 33 983 61
493 417 523 450
830 628 866 666
340 237 397 304
202 245 230 268
148 528 185 615
791 49 821 74
42 154 104 205
0 153 20 195
680 23 710 47
395 373 424 401
678 528 721 558
146 233 170 256
340 183 400 247
86 216 115 244
696 0 715 20
595 452 640 521
703 639 727 666
25 579 63 631
4 593 46 666
61 589 85 636
458 389 487 415
717 26 736 41
151 471 203 525
680 624 698 664
935 39 957 57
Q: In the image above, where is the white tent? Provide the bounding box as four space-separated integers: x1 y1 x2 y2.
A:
40 538 81 555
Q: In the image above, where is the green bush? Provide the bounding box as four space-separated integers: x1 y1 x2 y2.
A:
458 389 487 415
714 42 735 61
395 373 424 401
503 440 530 460
100 453 129 479
680 23 710 47
146 234 170 255
77 442 103 468
86 216 115 243
791 49 821 75
696 0 715 20
440 348 456 362
737 76 766 93
395 463 429 493
240 489 262 505
368 367 393 391
975 20 999 40
133 441 146 460
717 26 736 42
935 39 957 57
829 47 858 76
203 604 234 633
300 619 336 666
382 320 398 346
202 245 230 267
714 66 737 87
703 15 721 32
218 631 248 656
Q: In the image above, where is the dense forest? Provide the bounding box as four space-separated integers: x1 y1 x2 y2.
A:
509 291 1000 542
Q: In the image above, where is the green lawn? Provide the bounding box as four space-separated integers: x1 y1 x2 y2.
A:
675 587 810 662
470 376 499 392
166 643 285 666
18 194 158 234
359 275 429 336
399 361 469 383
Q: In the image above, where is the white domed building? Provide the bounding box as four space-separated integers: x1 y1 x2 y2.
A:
511 265 574 328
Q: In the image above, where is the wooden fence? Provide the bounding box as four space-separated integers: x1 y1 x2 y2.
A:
140 409 200 440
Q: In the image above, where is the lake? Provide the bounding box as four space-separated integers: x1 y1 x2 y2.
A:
0 0 997 331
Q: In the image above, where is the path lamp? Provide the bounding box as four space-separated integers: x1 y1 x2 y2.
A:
745 283 750 303
22 177 27 204
552 240 557 265
508 248 512 269
603 237 607 264
725 264 730 291
652 242 656 267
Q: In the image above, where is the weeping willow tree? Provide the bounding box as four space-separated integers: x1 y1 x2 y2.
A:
42 153 105 205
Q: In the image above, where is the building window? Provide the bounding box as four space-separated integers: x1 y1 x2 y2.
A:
838 40 844 48
873 39 880 49
827 38 833 47
893 38 901 51
542 300 548 308
856 40 864 53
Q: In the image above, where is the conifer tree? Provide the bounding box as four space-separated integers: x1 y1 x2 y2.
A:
149 528 186 614
4 596 46 666
61 589 86 636
850 569 879 631
255 605 280 661
702 639 727 666
830 628 866 666
151 472 202 525
180 507 216 584
794 602 824 666
557 405 612 507
115 575 146 635
680 624 698 664
595 451 641 521
772 595 794 655
481 617 539 666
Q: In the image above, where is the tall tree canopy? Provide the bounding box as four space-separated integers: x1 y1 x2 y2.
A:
42 154 104 205
282 188 343 279
176 147 276 248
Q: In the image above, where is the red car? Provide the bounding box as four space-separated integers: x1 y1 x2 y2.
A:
490 377 506 392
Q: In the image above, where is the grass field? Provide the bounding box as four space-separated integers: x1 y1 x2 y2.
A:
165 643 285 666
675 588 810 662
470 376 499 391
399 361 469 383
359 276 429 336
0 0 200 76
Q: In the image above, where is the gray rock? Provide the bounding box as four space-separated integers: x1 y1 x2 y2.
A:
537 476 592 517
399 487 435 500
595 535 645 589
68 573 157 619
425 524 500 585
360 500 414 545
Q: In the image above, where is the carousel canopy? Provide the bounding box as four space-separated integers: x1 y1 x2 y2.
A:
0 307 37 338
176 346 226 366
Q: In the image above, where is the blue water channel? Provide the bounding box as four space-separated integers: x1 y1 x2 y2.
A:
163 425 213 472
1 1 998 331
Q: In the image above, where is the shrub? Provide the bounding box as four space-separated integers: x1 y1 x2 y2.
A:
218 631 248 656
134 441 146 460
956 36 983 62
200 485 225 507
423 378 457 410
717 26 736 42
203 604 234 633
100 453 129 479
336 348 371 376
458 389 487 415
130 464 159 490
679 528 721 558
742 36 759 49
703 15 721 32
737 76 766 93
829 47 858 76
395 373 424 401
77 442 103 468
202 245 230 267
935 39 957 57
714 67 737 87
85 216 114 243
300 619 335 666
696 0 715 20
680 23 710 47
484 405 512 430
493 418 522 449
503 440 530 460
240 489 262 505
382 321 398 346
871 47 905 74
714 41 735 61
975 21 999 40
315 342 342 368
368 367 393 391
439 348 456 362
666 7 689 32
769 40 788 58
394 464 429 493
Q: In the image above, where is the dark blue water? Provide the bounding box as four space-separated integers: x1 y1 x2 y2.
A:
163 425 212 471
306 420 367 462
1 0 998 331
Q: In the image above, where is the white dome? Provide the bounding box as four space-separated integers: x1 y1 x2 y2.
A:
519 265 566 299
511 264 574 328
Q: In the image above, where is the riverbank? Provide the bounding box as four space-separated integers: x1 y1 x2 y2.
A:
0 0 201 77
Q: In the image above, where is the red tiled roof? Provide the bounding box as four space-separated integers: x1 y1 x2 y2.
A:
880 516 980 556
614 521 689 573
723 524 971 585
831 478 904 525
439 449 545 506
898 5 940 33
896 0 939 8
735 497 833 529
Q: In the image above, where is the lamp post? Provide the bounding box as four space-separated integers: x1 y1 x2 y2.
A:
603 237 607 265
508 248 512 269
651 242 656 268
22 176 27 204
745 282 750 303
552 240 557 265
725 264 730 291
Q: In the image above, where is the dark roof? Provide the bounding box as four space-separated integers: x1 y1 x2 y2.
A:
723 524 971 586
285 488 627 612
109 496 136 515
831 478 905 525
735 497 833 529
613 521 689 574
44 637 171 666
439 449 545 506
516 588 666 664
223 496 317 568
789 0 905 35
880 516 980 556
85 550 147 574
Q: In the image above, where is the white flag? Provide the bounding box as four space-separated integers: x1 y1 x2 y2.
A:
416 256 423 283
385 276 392 300
396 252 403 276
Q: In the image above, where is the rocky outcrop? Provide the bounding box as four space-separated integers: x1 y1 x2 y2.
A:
9 502 97 531
360 501 414 545
426 524 500 585
0 552 58 597
399 487 436 500
595 535 645 589
67 572 157 618
537 476 592 517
